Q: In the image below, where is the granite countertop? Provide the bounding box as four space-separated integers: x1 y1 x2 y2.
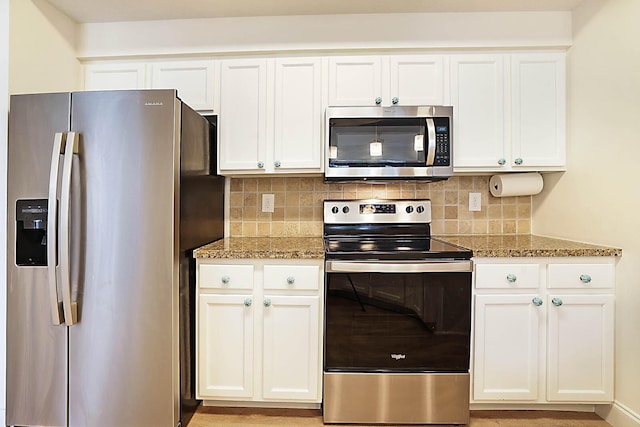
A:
193 235 621 259
438 234 622 258
193 237 325 259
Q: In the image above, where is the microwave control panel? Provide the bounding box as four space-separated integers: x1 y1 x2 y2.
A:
433 117 450 166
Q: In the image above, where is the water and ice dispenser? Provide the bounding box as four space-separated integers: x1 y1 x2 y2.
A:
16 199 50 266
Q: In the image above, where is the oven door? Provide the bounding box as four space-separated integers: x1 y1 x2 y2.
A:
324 260 472 373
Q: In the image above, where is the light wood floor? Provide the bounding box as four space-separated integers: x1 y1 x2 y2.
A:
189 407 612 426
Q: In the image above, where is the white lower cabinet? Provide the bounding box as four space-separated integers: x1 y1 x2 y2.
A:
474 294 541 401
472 258 615 404
262 295 320 400
197 259 323 405
199 294 254 398
546 294 614 402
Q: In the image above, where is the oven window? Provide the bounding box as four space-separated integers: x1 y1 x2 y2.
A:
328 118 426 167
324 271 471 373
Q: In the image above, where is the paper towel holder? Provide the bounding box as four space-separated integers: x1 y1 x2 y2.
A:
489 172 544 197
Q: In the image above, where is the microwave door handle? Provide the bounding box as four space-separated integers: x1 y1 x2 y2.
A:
425 118 436 166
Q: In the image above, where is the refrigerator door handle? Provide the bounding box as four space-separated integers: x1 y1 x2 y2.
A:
47 132 66 325
60 131 79 326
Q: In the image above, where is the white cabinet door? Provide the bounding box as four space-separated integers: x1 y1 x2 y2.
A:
328 56 383 106
389 55 445 106
450 55 507 170
273 58 323 172
262 295 320 400
149 60 216 112
511 53 566 169
329 55 445 107
84 63 146 90
546 294 614 402
473 294 542 401
198 294 254 399
218 59 268 172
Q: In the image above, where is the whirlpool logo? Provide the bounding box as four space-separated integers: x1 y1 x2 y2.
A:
391 354 406 360
144 102 164 106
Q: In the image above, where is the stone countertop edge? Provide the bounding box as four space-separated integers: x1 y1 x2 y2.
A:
192 237 325 259
437 234 622 258
193 235 621 259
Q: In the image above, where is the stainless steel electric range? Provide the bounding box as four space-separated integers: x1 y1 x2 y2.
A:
322 199 473 425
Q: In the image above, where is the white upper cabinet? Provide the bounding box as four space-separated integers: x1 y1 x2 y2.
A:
84 63 147 90
84 59 216 112
218 58 268 172
84 50 566 175
328 54 445 106
452 52 566 172
450 54 506 170
328 56 382 106
388 55 445 106
149 60 216 112
511 53 566 169
272 57 324 172
218 57 324 175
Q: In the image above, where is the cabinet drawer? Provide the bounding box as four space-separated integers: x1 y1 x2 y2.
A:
264 265 320 290
199 264 254 290
475 264 539 289
548 264 614 289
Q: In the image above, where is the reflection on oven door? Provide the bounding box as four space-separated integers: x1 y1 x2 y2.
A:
324 271 471 372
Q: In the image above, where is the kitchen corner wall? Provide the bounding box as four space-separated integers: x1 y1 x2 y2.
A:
229 176 531 237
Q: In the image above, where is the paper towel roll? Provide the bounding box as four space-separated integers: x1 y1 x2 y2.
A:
489 172 544 197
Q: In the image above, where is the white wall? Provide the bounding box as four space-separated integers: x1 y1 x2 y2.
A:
0 0 8 423
77 11 572 58
2 1 79 422
532 0 640 425
9 0 80 94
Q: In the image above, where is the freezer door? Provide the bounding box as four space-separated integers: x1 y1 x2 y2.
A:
68 90 180 427
7 93 70 427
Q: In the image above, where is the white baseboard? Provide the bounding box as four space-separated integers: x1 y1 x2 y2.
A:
202 400 321 410
597 402 640 427
470 403 596 412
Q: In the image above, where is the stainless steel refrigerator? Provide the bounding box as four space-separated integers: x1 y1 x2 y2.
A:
6 90 224 427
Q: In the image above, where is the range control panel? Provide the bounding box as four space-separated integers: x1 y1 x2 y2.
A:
324 199 432 224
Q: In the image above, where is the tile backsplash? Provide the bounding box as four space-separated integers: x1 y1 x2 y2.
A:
229 176 531 237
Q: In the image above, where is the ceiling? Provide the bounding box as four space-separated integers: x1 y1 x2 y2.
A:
44 0 583 24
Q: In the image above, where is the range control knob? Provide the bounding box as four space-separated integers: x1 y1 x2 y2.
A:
405 206 414 214
416 205 425 214
331 206 339 214
342 206 350 214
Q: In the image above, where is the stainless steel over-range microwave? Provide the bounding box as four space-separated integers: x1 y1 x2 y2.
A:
325 105 453 181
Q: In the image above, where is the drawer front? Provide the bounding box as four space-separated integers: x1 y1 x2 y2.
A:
475 264 540 289
199 264 254 290
264 265 320 290
548 263 614 289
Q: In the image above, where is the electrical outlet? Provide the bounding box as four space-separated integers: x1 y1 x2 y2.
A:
262 194 275 213
469 192 482 212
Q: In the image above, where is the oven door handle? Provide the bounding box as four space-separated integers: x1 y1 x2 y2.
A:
326 260 473 273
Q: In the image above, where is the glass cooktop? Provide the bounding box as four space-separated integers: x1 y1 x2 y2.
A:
324 236 472 260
